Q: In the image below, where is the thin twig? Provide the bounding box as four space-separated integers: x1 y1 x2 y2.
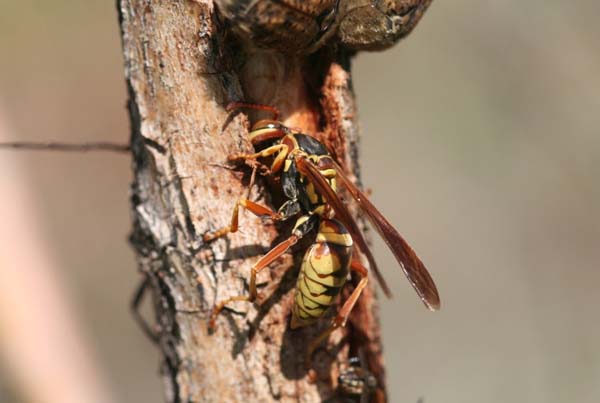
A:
0 141 130 153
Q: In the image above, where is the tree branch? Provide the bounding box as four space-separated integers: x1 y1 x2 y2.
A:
118 1 385 401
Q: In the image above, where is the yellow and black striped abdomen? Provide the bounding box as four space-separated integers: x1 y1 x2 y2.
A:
291 219 353 329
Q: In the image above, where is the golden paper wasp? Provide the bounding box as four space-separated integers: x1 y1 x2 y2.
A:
205 103 440 369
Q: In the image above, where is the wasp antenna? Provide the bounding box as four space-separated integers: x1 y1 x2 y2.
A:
225 102 280 121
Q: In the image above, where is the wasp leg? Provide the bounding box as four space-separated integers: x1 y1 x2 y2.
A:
204 165 280 242
209 234 299 329
131 276 160 344
229 144 286 162
305 259 369 374
204 147 293 243
203 198 283 241
229 143 289 174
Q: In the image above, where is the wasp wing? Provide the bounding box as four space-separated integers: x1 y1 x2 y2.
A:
295 156 392 298
331 160 440 311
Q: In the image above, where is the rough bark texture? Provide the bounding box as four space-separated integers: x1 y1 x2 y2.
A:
118 1 385 401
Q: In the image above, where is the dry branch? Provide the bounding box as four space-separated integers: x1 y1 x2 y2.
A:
118 1 385 401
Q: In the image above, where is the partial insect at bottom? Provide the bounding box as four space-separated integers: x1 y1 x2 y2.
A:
338 356 377 401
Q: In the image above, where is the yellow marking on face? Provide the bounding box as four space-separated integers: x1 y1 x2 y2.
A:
284 159 292 172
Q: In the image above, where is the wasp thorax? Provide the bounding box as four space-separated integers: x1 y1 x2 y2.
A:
215 0 340 53
337 0 433 50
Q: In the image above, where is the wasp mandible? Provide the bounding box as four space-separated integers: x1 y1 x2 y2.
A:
205 103 440 368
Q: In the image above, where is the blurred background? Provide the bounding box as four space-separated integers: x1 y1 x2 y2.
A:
1 1 599 403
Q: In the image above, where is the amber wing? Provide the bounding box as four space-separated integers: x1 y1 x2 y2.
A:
295 156 392 298
296 156 440 310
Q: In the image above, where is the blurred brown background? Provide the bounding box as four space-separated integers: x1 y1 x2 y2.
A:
1 1 599 402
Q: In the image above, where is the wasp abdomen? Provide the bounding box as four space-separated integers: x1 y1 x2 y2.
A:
291 219 353 328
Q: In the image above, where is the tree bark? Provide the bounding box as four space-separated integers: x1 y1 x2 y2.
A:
118 1 385 401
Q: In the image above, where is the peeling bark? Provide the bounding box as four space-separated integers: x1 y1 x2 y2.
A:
118 1 385 401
